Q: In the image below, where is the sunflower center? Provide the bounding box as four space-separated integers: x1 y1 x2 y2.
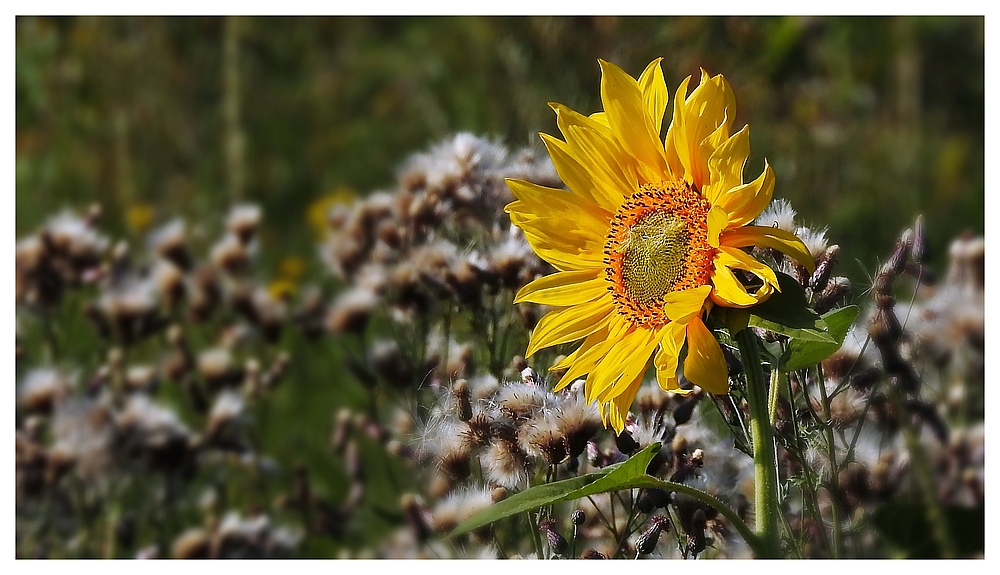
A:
605 180 716 328
621 212 689 303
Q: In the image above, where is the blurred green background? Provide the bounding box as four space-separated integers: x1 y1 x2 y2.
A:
16 16 984 281
15 16 985 557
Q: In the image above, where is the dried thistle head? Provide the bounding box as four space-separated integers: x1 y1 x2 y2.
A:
428 486 495 534
518 415 567 465
496 381 556 421
482 439 528 489
555 395 603 459
226 204 262 245
18 368 76 414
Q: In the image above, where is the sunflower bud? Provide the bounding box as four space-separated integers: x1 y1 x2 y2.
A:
809 244 840 293
912 215 928 263
888 229 913 276
452 379 473 422
615 429 639 455
636 515 670 555
687 509 707 555
538 520 568 556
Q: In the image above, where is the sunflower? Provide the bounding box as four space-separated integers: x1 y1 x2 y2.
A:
506 59 816 433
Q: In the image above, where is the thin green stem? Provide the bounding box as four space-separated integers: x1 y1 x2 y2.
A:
783 370 833 553
614 491 638 558
571 524 578 559
666 504 687 557
586 495 617 538
736 328 781 558
523 473 545 560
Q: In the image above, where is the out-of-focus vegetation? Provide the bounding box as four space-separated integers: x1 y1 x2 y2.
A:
16 17 984 278
15 16 984 559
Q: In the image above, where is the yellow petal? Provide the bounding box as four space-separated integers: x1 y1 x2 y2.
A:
514 269 607 306
604 370 645 434
703 125 750 204
711 262 762 307
662 285 711 324
599 59 668 185
513 218 606 271
714 160 774 228
684 316 730 394
593 328 659 404
672 70 738 189
720 225 817 274
506 179 610 238
710 247 778 308
700 115 732 177
553 317 629 390
586 327 653 403
552 103 639 196
654 321 687 392
506 182 609 271
526 295 616 358
721 246 779 287
706 205 728 248
637 58 668 138
551 101 612 136
508 210 602 245
551 323 607 371
664 75 693 180
588 111 610 129
539 133 623 214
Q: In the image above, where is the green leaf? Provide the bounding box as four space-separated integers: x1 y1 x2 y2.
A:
871 503 984 558
780 306 860 371
448 444 659 539
559 442 660 500
748 272 835 343
449 443 763 557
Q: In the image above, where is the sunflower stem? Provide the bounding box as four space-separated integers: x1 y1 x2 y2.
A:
736 328 782 559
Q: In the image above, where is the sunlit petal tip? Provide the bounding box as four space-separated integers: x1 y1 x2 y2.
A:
597 58 624 75
683 317 730 395
721 225 817 275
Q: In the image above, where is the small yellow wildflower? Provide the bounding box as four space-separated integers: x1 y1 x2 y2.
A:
307 186 357 239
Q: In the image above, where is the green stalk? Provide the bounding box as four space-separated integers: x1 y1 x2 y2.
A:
736 328 782 558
